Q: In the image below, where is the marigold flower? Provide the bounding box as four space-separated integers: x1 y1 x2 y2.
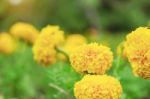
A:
70 43 113 74
65 34 87 46
10 22 39 44
64 34 87 55
38 25 64 46
57 34 87 61
32 25 64 65
0 33 16 54
74 75 122 99
124 27 150 79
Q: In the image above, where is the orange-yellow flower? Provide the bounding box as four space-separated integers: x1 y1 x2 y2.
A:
124 27 150 79
70 43 113 74
10 22 39 44
74 75 122 99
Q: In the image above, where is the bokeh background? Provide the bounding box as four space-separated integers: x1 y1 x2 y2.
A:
0 0 150 99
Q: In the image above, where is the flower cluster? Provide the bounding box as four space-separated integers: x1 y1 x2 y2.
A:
0 33 16 54
124 27 150 79
3 21 150 98
32 25 64 66
70 43 113 74
70 42 122 99
74 75 122 99
10 22 39 44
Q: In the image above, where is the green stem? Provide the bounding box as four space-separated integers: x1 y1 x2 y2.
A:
42 66 72 99
48 83 72 99
55 46 69 60
114 55 121 80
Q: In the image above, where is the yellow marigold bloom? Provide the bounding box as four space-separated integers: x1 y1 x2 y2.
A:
39 25 64 46
57 34 87 61
64 34 87 55
10 22 39 44
124 27 150 79
70 43 113 74
32 25 64 65
65 34 87 46
0 33 16 54
74 75 122 99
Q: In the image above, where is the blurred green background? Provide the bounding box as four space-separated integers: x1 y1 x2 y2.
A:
0 0 150 32
0 0 150 99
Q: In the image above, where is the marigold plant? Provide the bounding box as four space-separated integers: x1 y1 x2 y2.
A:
70 43 113 74
10 22 39 44
124 27 150 79
74 75 122 99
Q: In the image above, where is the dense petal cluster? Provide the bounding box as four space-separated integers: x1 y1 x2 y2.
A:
33 25 64 65
74 75 122 99
124 27 150 79
10 22 39 44
0 33 16 54
70 43 113 74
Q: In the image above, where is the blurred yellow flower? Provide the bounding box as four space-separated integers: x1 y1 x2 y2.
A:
70 43 113 74
0 33 16 54
10 22 39 44
57 34 87 61
39 25 64 46
74 75 122 99
64 34 87 55
32 25 64 66
124 27 150 79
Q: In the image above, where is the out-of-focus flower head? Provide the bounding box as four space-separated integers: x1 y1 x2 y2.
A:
70 43 113 74
124 27 150 79
0 33 16 54
65 34 87 54
38 25 64 46
32 25 64 66
10 22 39 44
57 34 87 61
74 75 122 99
58 34 87 61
